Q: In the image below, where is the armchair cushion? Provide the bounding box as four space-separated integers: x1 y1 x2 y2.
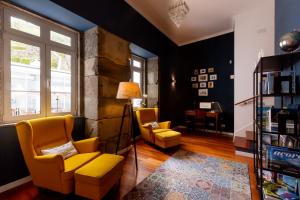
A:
63 152 100 180
41 141 78 159
153 129 170 134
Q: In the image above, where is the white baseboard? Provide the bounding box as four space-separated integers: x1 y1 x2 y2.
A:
235 150 254 158
205 129 234 136
0 176 32 193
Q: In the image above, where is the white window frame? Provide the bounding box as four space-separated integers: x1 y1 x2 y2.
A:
2 5 79 122
131 55 145 108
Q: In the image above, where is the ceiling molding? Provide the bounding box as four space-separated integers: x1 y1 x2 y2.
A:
178 28 234 46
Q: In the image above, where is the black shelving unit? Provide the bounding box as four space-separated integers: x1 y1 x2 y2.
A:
253 52 300 199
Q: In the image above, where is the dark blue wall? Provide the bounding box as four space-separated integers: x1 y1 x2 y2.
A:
275 0 300 107
172 33 234 132
275 0 300 54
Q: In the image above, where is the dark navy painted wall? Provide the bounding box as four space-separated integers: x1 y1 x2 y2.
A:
275 0 300 54
164 33 234 132
275 0 300 107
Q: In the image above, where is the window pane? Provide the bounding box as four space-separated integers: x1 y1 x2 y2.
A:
133 60 141 68
10 16 40 37
10 40 41 116
132 71 142 107
50 31 71 46
50 51 71 113
133 71 141 85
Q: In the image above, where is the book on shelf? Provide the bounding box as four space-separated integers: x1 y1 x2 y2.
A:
257 106 272 128
265 122 297 135
263 180 299 200
267 146 300 174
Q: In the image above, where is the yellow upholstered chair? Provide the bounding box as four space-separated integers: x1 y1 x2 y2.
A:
16 115 100 194
136 108 181 148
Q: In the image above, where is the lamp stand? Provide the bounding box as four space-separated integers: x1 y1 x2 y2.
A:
115 101 138 170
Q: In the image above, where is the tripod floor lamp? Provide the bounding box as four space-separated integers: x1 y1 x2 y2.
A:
115 82 141 170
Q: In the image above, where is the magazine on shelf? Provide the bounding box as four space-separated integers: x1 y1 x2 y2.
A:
267 146 300 173
263 180 300 200
277 174 299 193
257 106 272 129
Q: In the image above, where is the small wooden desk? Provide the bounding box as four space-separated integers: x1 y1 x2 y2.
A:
205 111 221 133
184 110 222 133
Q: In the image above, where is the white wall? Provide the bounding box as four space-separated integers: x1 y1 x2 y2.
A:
234 0 275 137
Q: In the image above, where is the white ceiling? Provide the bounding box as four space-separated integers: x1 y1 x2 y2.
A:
125 0 261 46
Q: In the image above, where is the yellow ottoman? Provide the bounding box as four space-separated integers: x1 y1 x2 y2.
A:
75 154 124 199
154 130 181 148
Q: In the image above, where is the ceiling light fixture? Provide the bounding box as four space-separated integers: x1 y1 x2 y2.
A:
168 0 189 28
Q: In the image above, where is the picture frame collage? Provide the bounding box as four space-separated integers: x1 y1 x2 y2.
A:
191 67 218 96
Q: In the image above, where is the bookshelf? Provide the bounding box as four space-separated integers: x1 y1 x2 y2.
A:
254 52 300 200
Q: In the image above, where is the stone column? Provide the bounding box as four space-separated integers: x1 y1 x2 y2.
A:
0 6 4 122
147 57 159 107
84 27 131 152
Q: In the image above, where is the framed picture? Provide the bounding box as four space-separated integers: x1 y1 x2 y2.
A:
210 74 217 80
199 82 207 88
191 76 197 81
194 69 198 75
200 69 206 74
208 67 214 73
198 89 208 96
192 83 198 88
198 74 208 82
208 81 214 88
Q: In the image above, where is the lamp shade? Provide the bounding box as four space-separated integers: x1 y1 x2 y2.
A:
116 82 142 99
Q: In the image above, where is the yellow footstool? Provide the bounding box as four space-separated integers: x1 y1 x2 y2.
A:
154 130 181 148
75 154 124 199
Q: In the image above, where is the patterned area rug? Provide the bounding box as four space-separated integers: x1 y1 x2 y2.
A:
124 150 251 200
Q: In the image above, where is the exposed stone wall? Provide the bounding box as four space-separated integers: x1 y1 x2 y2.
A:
0 6 4 122
84 27 131 152
147 57 159 107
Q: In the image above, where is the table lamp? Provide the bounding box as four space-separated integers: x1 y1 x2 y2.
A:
115 82 141 170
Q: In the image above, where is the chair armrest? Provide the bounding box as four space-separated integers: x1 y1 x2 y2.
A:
159 121 171 129
34 154 64 172
142 124 152 129
140 125 155 143
73 137 99 153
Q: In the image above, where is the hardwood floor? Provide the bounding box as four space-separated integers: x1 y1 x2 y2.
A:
0 132 259 200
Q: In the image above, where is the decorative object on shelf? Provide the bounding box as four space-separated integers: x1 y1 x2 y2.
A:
191 76 197 81
198 74 208 82
198 89 208 96
194 69 198 75
279 30 300 53
199 82 206 88
168 0 189 28
208 81 214 88
277 108 298 135
192 83 198 88
210 74 217 80
208 67 214 73
116 82 141 170
200 69 206 74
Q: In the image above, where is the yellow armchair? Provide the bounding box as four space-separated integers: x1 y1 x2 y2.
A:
136 108 181 148
16 115 100 194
